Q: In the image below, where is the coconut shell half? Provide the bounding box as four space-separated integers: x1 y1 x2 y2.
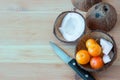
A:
53 11 86 43
86 2 117 32
75 31 117 72
71 0 102 12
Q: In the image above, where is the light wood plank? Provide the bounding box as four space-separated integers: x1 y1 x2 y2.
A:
0 63 74 80
0 12 56 45
0 63 120 80
0 45 75 63
0 0 73 12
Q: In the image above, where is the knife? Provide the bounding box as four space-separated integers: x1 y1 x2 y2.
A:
50 41 95 80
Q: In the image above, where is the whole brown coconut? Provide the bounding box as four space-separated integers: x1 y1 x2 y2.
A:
86 2 117 31
71 0 102 12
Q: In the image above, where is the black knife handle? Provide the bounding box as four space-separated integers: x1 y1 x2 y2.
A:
68 59 95 80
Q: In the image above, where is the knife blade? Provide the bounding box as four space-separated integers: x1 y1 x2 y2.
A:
50 41 95 80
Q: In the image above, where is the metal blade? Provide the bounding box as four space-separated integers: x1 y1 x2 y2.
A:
50 41 72 63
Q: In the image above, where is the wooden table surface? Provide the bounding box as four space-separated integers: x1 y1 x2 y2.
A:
0 0 120 80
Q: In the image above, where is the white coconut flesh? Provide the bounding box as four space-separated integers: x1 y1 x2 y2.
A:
100 38 113 55
103 55 111 64
100 38 114 64
59 13 85 41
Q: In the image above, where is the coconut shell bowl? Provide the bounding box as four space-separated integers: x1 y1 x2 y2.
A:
53 11 86 43
75 31 117 72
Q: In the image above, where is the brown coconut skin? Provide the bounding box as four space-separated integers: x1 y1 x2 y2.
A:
86 2 117 31
71 0 102 12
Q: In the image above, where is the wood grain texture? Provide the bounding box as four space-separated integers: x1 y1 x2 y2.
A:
0 0 119 80
0 0 73 12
